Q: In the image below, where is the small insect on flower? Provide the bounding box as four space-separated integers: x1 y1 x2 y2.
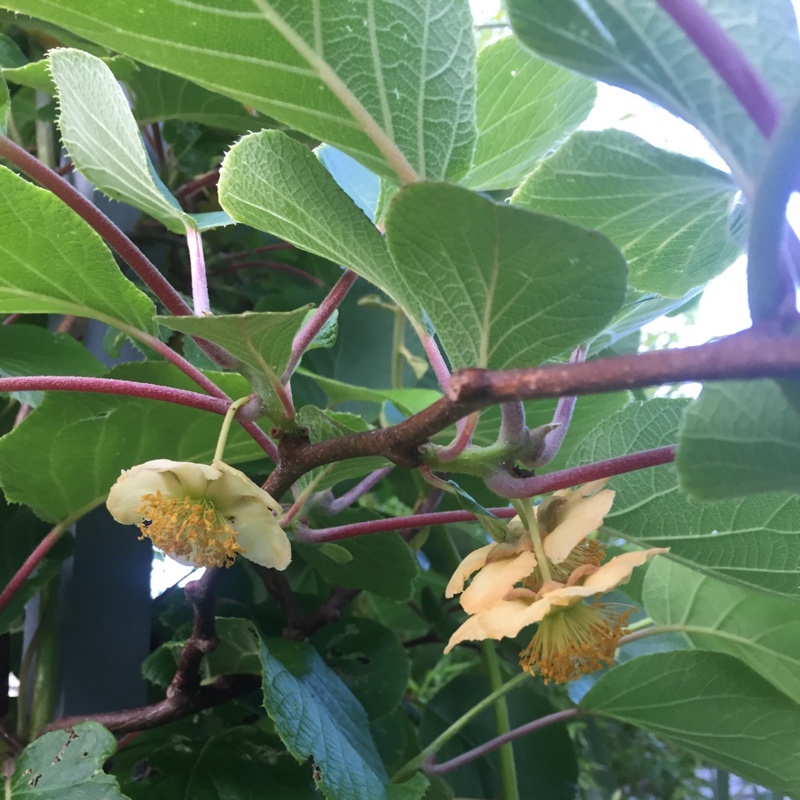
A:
106 458 291 570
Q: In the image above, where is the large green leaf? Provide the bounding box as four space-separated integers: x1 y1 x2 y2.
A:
158 308 308 419
0 165 156 333
5 0 477 182
644 558 800 705
512 130 740 297
676 380 800 499
0 324 105 406
462 35 595 191
581 651 800 796
385 182 628 369
112 724 317 800
570 399 800 598
259 637 428 800
506 0 800 184
0 363 262 521
8 722 128 799
219 131 392 292
49 48 231 232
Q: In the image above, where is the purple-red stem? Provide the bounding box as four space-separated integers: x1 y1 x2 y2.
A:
221 243 295 260
0 376 228 413
435 411 479 462
424 708 582 776
0 524 67 615
282 269 358 382
2 314 22 326
295 445 676 542
654 0 780 138
421 332 451 392
324 466 394 515
175 168 220 202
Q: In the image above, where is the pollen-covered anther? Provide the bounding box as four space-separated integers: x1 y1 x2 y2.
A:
519 601 633 684
135 490 241 568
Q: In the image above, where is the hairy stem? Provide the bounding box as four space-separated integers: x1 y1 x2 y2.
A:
282 269 358 382
185 224 210 316
323 466 395 515
295 445 676 543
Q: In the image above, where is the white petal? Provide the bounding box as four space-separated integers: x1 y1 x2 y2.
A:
107 463 183 523
227 495 292 570
544 489 615 563
582 548 668 592
208 460 283 515
444 543 495 598
460 551 537 614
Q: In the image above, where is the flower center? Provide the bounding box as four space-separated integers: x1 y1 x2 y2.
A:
518 601 632 683
522 539 605 594
135 491 241 568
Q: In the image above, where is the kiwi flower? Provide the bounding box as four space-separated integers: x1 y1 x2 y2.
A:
107 459 290 570
444 481 667 682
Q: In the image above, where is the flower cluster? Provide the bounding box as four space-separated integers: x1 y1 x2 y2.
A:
107 459 291 570
444 481 666 683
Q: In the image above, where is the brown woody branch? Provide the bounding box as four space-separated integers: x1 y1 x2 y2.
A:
264 326 800 498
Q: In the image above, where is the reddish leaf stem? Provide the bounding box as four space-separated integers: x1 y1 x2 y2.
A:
323 466 395 514
282 269 358 382
214 259 324 286
294 445 676 542
654 0 780 138
0 523 69 616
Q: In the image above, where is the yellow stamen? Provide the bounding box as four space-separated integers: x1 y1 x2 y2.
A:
519 601 632 684
523 539 605 594
135 491 241 568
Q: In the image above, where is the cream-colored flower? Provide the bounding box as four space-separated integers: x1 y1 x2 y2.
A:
444 481 666 682
446 548 667 682
107 458 291 570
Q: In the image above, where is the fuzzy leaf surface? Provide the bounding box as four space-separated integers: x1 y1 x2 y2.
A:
512 130 740 297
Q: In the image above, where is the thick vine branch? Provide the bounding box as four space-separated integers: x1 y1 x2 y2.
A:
265 327 800 498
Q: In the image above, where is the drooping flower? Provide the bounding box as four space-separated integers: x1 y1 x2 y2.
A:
107 459 291 570
444 481 667 682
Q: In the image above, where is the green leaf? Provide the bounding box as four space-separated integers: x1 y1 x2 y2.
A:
296 529 417 602
259 637 428 800
0 32 26 68
676 380 800 499
143 617 261 688
3 53 135 94
157 308 308 419
7 0 477 181
0 363 262 522
127 62 277 130
462 35 595 191
49 48 232 233
506 0 800 183
112 724 317 800
0 324 105 406
581 651 800 796
0 166 156 333
219 131 393 289
570 398 800 598
8 722 128 799
644 558 800 705
385 182 628 369
312 617 410 720
512 130 741 297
